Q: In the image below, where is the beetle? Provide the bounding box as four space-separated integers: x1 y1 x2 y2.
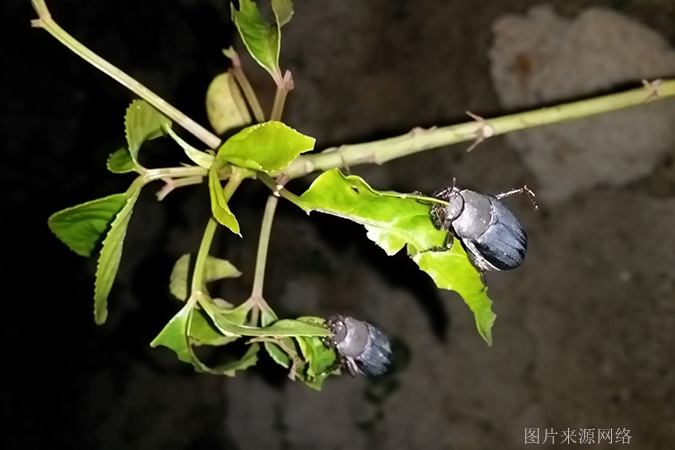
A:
430 180 537 272
325 314 393 377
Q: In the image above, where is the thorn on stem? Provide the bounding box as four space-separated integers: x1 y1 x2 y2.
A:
642 79 663 101
465 110 495 152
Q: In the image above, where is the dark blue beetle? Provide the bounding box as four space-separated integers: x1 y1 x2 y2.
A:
326 314 392 377
430 182 537 272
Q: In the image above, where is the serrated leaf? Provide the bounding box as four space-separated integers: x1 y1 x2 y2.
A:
208 165 240 234
94 189 141 324
215 121 314 172
299 169 447 254
165 127 214 169
106 148 136 174
125 99 172 164
206 72 252 135
48 194 127 257
231 0 281 80
272 0 293 27
413 248 496 345
170 254 242 301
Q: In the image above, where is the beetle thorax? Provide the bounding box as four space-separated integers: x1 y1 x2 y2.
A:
335 316 369 358
453 190 492 239
444 190 465 221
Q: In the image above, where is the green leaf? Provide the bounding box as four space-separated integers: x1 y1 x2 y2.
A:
106 148 136 174
150 293 199 363
272 0 293 27
125 99 172 164
231 0 281 80
93 189 141 324
206 72 252 135
190 310 237 346
48 193 127 257
151 294 259 375
413 247 496 345
170 254 242 301
295 317 337 390
215 121 315 173
208 165 240 234
260 305 293 369
165 127 214 169
299 169 447 254
299 169 496 345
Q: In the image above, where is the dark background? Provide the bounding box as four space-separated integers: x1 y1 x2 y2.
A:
4 1 675 449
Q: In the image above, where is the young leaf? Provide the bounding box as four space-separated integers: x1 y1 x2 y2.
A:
299 169 447 254
208 165 241 234
165 127 214 169
125 99 172 164
413 248 496 345
48 193 128 257
231 0 282 80
272 0 293 27
106 148 136 174
206 72 252 135
215 121 315 173
170 254 242 301
93 189 141 324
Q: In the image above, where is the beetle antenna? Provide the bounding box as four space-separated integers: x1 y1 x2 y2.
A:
495 185 539 210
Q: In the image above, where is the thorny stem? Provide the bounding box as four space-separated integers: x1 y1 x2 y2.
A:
30 0 221 150
225 48 265 123
31 2 675 191
251 196 279 299
191 176 243 295
276 80 675 180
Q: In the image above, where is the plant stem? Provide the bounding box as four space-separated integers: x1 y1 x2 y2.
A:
226 48 265 123
257 173 310 211
270 71 293 121
278 80 675 180
191 176 243 294
251 195 279 299
30 0 221 150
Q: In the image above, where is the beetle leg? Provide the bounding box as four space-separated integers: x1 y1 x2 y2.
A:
495 185 539 210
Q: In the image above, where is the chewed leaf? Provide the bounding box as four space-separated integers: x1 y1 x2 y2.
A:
48 193 127 257
94 189 141 324
206 72 251 135
215 121 315 173
231 0 281 80
299 169 496 345
170 254 242 301
413 247 496 345
299 169 446 254
125 99 172 164
106 148 136 174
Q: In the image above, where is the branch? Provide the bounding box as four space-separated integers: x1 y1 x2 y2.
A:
250 195 278 299
277 80 675 180
30 0 222 150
